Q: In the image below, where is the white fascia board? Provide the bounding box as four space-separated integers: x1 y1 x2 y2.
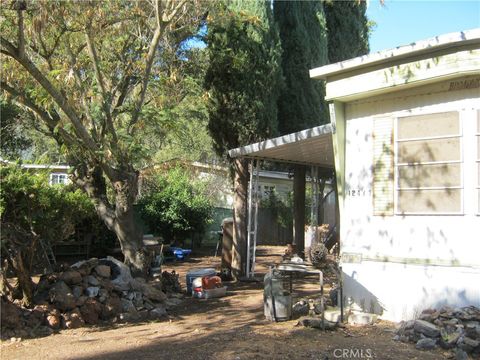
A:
324 50 480 101
21 164 70 170
228 123 332 159
258 170 291 180
310 29 480 80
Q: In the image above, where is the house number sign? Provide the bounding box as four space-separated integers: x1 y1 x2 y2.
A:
347 188 372 197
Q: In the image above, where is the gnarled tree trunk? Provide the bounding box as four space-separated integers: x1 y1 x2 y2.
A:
112 178 148 276
6 250 34 307
74 164 147 276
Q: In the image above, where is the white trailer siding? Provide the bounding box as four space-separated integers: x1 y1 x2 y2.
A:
340 77 480 321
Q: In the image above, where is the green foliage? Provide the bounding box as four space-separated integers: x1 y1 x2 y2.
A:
273 0 370 135
274 0 329 135
204 1 283 156
152 49 215 164
1 97 67 163
324 0 370 63
0 99 32 160
260 191 292 229
138 167 214 242
0 164 100 249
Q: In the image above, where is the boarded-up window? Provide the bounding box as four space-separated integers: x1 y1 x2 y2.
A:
396 112 462 214
373 118 394 215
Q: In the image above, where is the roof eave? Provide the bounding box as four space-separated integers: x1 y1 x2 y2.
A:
228 124 332 159
310 29 480 80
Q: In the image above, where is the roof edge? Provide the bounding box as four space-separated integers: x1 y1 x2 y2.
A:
310 28 480 80
229 123 332 159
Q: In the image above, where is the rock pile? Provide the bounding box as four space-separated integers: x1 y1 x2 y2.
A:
394 306 480 358
1 257 184 340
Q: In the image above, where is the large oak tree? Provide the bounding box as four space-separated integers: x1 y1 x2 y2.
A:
1 0 206 274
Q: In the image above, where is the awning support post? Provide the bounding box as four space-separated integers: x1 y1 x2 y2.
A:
251 161 260 277
311 166 319 243
246 159 260 278
246 159 254 278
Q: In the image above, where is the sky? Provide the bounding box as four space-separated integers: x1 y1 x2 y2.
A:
366 0 480 53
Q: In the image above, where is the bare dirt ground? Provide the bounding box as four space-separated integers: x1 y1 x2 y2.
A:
1 246 451 360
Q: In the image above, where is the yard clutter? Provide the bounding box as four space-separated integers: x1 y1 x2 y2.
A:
394 306 480 358
186 267 226 299
192 275 227 299
0 257 184 340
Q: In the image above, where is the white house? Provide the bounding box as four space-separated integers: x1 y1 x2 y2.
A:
229 29 480 322
0 159 71 185
309 29 480 321
20 163 71 185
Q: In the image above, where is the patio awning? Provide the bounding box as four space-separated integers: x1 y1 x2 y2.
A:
228 124 334 168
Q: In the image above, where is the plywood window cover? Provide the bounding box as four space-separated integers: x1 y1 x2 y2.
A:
397 137 461 164
397 189 462 214
397 163 462 189
394 111 463 215
397 112 460 140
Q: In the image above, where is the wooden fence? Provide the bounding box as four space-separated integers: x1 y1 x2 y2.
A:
256 208 293 246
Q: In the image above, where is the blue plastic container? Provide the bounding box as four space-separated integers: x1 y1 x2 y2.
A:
171 247 192 260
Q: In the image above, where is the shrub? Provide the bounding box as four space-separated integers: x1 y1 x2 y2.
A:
260 190 292 229
138 167 214 244
0 164 108 305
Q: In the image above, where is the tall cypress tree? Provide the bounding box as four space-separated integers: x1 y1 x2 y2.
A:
273 0 370 256
273 1 329 258
205 0 282 277
274 1 329 135
324 0 370 63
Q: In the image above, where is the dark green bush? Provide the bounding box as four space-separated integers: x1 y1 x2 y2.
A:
138 167 214 243
0 165 95 245
0 164 110 305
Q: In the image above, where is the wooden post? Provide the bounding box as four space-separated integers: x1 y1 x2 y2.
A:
293 164 306 258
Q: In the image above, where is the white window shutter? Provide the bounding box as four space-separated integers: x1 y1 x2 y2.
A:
373 117 394 216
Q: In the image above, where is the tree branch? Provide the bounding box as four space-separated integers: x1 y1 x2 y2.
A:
1 37 18 57
127 0 188 134
85 31 117 144
112 75 132 115
72 166 116 230
1 36 99 153
65 42 99 140
128 26 164 132
85 32 108 98
17 2 25 58
1 80 79 149
1 81 58 129
163 0 187 23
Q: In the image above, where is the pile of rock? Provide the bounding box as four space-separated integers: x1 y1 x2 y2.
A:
394 306 480 358
1 257 184 340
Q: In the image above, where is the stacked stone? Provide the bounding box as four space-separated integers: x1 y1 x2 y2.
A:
1 257 184 340
394 306 480 358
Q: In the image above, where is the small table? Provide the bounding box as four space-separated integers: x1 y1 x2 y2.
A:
276 262 325 330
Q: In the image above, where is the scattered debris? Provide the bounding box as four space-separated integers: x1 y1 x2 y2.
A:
1 257 185 340
297 316 338 330
161 270 181 293
348 312 378 326
394 306 480 357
